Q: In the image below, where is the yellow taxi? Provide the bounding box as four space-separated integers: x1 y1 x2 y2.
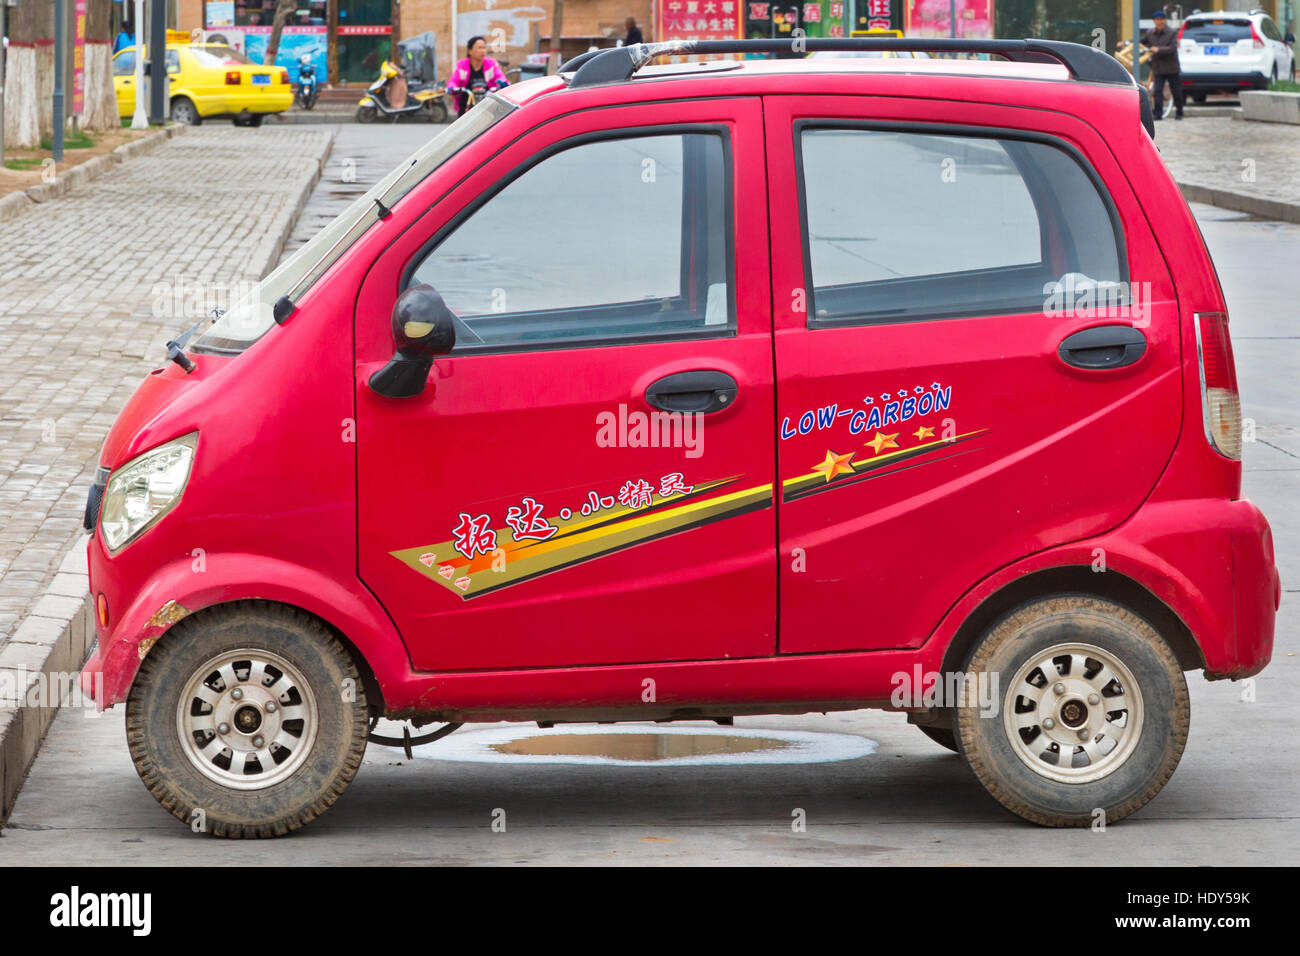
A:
113 43 293 127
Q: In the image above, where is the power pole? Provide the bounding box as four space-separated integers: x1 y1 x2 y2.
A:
0 0 10 167
149 0 165 122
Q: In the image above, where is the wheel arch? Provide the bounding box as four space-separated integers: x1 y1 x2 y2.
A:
940 566 1204 677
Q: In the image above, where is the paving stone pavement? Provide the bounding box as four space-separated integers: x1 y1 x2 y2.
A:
1155 115 1300 208
0 127 334 646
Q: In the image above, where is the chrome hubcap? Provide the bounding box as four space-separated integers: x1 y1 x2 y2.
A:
177 649 318 790
1003 643 1143 784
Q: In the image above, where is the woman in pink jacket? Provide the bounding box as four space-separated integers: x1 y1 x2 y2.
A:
447 36 509 117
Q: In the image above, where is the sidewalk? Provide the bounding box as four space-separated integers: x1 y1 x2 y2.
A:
1155 115 1300 222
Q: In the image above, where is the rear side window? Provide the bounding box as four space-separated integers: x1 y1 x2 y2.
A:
797 126 1125 326
408 130 733 353
1182 20 1254 42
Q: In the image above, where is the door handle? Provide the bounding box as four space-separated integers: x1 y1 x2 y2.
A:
1058 325 1147 370
645 369 738 414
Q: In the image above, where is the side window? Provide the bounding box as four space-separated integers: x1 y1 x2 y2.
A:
408 130 732 353
167 51 181 74
798 127 1125 326
113 51 135 76
1261 18 1281 41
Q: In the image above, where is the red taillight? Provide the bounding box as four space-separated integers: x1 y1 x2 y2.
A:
1251 26 1265 48
1196 311 1242 460
279 68 290 84
225 70 241 85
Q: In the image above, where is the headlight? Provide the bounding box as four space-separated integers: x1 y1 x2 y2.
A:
99 433 197 552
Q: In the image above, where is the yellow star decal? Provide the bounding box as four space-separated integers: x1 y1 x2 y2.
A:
913 424 935 441
864 431 900 455
810 450 856 483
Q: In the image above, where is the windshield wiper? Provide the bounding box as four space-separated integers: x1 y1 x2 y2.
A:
164 308 223 374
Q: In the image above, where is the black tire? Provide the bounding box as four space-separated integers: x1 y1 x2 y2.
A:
356 104 378 123
171 97 201 125
1192 92 1207 104
125 602 369 838
917 722 960 754
427 98 448 123
955 595 1189 827
247 113 264 127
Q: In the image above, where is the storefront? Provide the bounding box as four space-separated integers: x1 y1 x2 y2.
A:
201 0 394 84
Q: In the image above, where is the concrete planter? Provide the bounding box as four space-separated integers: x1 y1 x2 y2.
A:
1240 90 1300 124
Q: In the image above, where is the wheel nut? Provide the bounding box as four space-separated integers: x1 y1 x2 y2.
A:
1043 717 1056 730
1087 693 1100 705
252 735 265 748
1077 728 1091 741
265 702 277 713
1053 682 1066 695
217 723 230 735
231 688 244 701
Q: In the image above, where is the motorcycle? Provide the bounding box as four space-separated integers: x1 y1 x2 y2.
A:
357 59 448 124
295 54 319 111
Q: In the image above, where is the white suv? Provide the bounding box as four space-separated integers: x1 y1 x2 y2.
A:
1178 10 1296 100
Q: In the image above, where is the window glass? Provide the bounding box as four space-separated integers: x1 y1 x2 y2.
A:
1183 20 1253 42
114 51 135 75
409 132 732 352
799 128 1123 325
166 50 181 74
186 45 254 68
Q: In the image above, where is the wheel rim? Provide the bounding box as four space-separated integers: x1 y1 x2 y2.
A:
176 648 319 790
175 102 196 124
1001 642 1144 785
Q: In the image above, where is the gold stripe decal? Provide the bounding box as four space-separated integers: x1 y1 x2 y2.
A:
392 475 774 600
782 429 989 502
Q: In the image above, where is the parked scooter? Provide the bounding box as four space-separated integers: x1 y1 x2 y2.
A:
357 60 448 123
295 54 319 111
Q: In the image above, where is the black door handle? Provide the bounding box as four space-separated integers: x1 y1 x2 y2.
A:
645 370 738 414
1058 325 1147 370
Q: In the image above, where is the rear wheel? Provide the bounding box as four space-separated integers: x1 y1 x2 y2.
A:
426 98 448 123
125 602 369 838
170 97 201 125
955 595 1189 827
234 112 264 128
356 104 378 123
1192 92 1208 104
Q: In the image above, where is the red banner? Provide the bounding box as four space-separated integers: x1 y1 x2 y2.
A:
72 0 87 114
657 0 745 43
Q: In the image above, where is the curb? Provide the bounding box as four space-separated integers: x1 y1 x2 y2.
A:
1177 180 1300 224
0 541 95 824
0 126 185 220
252 131 333 275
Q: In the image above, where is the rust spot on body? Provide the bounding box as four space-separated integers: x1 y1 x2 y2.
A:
146 599 190 630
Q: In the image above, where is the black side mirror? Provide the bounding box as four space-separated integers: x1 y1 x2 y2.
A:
1286 32 1295 43
368 284 456 398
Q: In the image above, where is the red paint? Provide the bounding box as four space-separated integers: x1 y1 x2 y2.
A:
81 60 1276 720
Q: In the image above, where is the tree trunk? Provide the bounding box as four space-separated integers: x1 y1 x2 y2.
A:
81 0 119 131
546 0 564 74
3 0 42 148
264 0 298 66
36 0 57 139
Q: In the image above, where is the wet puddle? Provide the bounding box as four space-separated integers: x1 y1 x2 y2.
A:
490 733 793 762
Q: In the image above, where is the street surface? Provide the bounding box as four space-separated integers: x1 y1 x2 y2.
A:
0 116 1292 863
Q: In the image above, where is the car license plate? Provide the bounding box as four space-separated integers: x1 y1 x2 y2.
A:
1204 45 1230 55
252 74 271 85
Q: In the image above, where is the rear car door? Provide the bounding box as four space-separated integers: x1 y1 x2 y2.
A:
355 97 777 671
765 94 1181 654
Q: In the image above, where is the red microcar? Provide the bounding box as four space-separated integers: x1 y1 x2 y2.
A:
80 38 1279 835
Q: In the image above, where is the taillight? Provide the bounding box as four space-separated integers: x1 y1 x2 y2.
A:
1195 311 1241 460
279 68 290 84
225 70 241 85
1251 26 1265 48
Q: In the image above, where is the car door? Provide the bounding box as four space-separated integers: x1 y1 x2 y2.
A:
113 49 135 116
355 97 777 672
764 95 1181 654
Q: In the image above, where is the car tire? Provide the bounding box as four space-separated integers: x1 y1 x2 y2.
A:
356 104 378 123
954 594 1189 827
247 113 264 127
170 97 201 126
125 601 369 838
1191 92 1207 104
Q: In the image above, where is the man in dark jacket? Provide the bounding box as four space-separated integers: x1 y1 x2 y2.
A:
624 17 644 46
1142 10 1184 119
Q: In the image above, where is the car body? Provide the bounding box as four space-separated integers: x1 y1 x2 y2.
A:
113 43 293 125
81 39 1279 835
1178 11 1296 96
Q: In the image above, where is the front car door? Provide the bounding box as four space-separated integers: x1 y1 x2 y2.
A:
765 94 1181 654
355 97 777 672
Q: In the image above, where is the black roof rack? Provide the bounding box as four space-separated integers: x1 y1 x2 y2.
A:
567 38 1137 89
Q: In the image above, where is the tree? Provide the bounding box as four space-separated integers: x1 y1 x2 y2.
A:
546 0 564 74
81 0 119 131
3 0 41 148
264 0 298 66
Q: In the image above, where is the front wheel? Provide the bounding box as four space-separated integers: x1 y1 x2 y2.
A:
356 104 378 123
426 98 448 123
955 595 1189 827
125 602 369 838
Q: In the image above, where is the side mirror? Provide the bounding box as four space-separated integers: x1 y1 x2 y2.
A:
367 284 456 398
1286 32 1295 43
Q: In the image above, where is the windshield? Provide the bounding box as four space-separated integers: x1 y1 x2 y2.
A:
193 95 515 355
